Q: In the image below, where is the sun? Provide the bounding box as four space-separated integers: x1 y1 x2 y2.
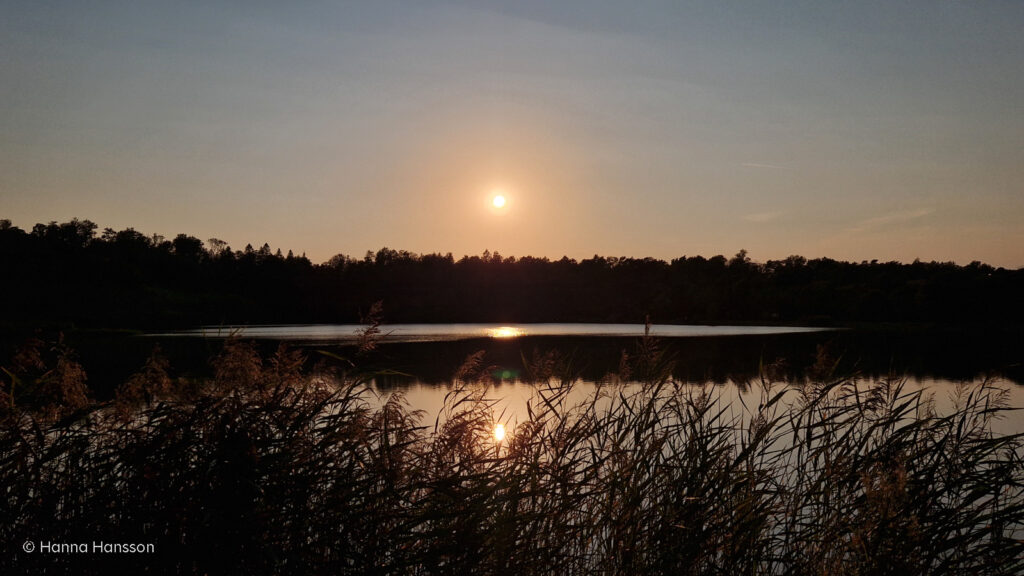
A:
492 194 506 209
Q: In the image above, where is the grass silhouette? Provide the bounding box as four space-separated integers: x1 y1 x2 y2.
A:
1 334 1022 574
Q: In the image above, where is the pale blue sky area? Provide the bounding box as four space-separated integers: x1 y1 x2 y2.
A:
2 1 1022 266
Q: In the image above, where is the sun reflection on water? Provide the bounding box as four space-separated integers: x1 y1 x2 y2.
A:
489 326 524 339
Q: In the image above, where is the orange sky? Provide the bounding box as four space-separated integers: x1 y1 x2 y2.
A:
2 1 1022 267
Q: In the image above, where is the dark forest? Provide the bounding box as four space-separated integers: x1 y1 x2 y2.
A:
3 218 1022 330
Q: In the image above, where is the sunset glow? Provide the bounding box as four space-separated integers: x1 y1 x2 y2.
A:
489 326 523 339
2 2 1022 267
3 3 1024 573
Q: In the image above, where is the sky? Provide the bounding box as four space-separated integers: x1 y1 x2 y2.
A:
2 1 1023 267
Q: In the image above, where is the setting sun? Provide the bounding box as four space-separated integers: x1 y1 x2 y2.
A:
493 423 506 442
492 195 506 208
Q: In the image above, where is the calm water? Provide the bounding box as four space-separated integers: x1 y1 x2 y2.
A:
135 322 1024 434
151 322 832 342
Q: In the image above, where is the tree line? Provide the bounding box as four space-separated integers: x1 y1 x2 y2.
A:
2 218 1022 329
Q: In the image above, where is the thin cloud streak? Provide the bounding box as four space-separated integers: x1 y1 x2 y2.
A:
849 208 935 232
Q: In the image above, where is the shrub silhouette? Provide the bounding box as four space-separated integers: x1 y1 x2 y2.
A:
1 337 1022 574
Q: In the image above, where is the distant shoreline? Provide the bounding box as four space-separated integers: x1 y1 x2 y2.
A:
3 219 1023 332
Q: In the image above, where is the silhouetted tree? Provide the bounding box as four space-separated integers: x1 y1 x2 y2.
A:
1 217 1022 329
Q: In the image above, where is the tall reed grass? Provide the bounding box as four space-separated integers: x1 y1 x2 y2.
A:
1 335 1022 574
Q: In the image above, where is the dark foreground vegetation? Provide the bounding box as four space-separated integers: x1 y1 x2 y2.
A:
2 334 1022 575
3 218 1023 329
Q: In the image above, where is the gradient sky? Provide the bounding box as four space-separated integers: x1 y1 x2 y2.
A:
3 1 1023 267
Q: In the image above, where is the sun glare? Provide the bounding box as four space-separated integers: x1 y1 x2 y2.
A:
492 194 506 208
489 326 523 339
493 423 506 443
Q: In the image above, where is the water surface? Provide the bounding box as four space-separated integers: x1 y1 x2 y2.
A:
152 322 832 343
65 322 1021 434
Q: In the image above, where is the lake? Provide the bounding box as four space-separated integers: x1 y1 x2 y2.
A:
133 322 1024 435
151 322 833 342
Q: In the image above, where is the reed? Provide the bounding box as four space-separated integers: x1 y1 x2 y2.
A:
1 336 1021 574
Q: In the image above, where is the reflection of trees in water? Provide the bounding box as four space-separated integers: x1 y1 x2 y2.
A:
4 327 1019 405
365 330 1024 388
